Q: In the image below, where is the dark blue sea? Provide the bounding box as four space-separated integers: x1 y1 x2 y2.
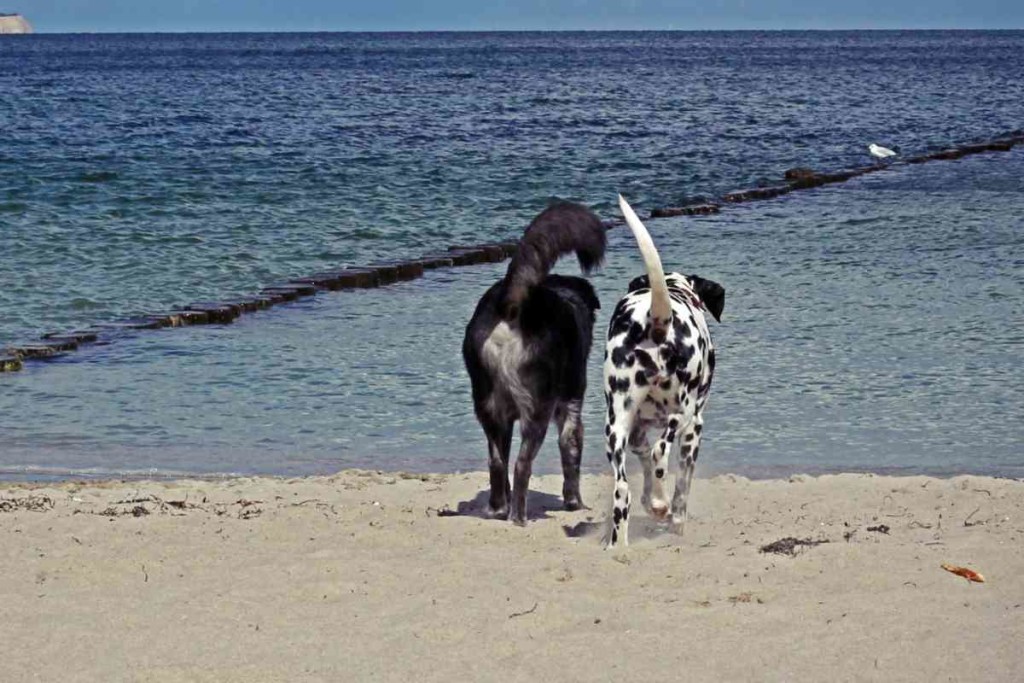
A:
1 31 1022 481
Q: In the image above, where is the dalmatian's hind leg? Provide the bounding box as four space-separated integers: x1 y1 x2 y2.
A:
604 392 635 549
629 424 665 521
670 412 703 536
645 414 681 521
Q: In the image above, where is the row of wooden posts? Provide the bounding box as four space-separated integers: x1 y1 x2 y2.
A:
3 131 1022 373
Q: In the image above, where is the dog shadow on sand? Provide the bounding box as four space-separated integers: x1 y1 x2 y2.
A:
441 489 681 545
439 489 577 523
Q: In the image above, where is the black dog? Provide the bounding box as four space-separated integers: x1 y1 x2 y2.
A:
462 201 607 525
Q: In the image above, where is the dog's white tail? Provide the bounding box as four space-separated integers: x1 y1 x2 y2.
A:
618 194 672 343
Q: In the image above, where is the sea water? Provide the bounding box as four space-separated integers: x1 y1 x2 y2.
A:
1 31 1022 480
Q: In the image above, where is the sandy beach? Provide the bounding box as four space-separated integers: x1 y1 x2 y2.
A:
1 469 1021 682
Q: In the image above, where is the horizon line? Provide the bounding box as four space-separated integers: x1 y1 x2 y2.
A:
23 26 1024 35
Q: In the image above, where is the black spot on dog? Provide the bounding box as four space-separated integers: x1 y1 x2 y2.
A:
611 529 618 544
666 343 694 377
610 345 633 368
622 507 629 520
655 468 664 478
634 370 648 387
660 379 672 391
613 508 622 523
625 320 646 347
634 348 658 374
607 432 618 452
608 375 631 393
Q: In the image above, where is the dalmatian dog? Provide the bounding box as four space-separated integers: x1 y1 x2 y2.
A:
602 195 724 548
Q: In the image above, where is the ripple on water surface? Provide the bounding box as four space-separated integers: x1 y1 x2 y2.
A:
1 32 1023 480
1 152 1022 481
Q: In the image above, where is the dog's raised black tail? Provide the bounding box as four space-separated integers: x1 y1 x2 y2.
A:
502 201 607 318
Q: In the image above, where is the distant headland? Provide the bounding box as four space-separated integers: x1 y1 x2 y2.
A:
0 12 32 34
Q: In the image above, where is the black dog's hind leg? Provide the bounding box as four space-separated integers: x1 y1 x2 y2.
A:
554 399 584 511
480 415 514 519
510 409 553 526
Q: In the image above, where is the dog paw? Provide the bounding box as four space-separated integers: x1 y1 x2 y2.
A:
649 500 670 521
669 517 686 535
563 497 584 512
602 526 628 549
484 505 510 521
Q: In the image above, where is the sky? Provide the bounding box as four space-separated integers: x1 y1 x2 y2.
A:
11 0 1024 33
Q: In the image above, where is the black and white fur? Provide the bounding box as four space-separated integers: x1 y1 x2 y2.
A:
603 195 725 548
463 201 607 525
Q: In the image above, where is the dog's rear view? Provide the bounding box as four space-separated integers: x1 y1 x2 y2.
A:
463 202 607 525
603 195 724 547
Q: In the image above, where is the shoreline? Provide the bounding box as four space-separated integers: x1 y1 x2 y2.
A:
3 459 1022 487
2 469 1021 681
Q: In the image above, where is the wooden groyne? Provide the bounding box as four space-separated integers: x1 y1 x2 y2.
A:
645 130 1024 218
3 131 1022 372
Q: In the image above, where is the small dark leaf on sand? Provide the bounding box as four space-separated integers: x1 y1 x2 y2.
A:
759 536 830 556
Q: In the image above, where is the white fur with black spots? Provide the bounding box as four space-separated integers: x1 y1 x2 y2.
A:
603 195 724 548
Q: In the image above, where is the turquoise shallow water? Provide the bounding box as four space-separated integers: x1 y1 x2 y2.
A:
0 31 1022 480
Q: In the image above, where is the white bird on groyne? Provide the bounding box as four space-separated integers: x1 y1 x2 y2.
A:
868 143 897 159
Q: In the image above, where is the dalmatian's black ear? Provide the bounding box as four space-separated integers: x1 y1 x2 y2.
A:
689 275 725 322
627 274 650 293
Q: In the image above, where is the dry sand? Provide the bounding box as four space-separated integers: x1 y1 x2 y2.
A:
1 469 1022 682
